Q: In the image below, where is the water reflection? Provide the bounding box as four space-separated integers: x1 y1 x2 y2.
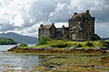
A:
0 45 39 71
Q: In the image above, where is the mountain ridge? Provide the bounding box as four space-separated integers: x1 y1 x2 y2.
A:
0 32 38 44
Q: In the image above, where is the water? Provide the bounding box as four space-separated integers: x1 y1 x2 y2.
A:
0 45 39 71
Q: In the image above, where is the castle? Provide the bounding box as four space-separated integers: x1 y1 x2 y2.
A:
38 10 95 41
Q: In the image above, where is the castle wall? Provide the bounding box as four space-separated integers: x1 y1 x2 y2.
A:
72 32 87 41
38 10 95 41
69 10 95 41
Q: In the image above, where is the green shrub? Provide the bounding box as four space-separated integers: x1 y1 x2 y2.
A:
106 40 109 42
19 43 28 47
62 38 69 42
51 43 68 48
38 36 51 45
99 42 108 47
76 43 82 47
67 43 77 47
92 34 101 41
85 41 93 47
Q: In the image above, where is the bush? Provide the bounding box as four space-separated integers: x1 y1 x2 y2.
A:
85 41 93 47
38 36 51 45
92 34 101 41
62 38 69 42
19 43 28 47
106 40 109 42
51 43 68 48
76 43 82 47
99 42 108 47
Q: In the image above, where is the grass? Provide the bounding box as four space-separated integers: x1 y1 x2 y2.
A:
106 40 109 42
23 40 108 49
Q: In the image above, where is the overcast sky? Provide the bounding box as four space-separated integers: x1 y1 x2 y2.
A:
0 0 109 38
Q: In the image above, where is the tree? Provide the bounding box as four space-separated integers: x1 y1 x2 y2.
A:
38 36 51 45
92 34 101 41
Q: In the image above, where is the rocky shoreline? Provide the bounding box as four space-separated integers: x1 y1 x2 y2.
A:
8 46 109 53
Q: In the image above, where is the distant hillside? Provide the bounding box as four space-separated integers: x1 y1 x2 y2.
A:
0 32 38 44
0 38 17 45
101 38 109 40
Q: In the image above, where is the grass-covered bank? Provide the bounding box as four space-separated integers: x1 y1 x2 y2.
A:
35 40 108 49
29 36 108 49
106 40 109 42
8 36 109 53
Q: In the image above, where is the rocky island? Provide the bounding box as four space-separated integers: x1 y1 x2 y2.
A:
8 10 109 53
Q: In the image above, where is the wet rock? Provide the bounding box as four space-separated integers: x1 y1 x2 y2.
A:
45 65 56 71
8 46 17 51
67 46 76 50
94 47 102 50
101 47 109 50
45 47 54 49
92 47 109 50
76 48 84 50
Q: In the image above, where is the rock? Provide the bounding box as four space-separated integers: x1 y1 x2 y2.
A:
67 46 76 50
45 47 54 49
94 47 102 50
45 65 56 71
101 47 109 50
76 48 84 50
8 46 17 51
93 47 109 50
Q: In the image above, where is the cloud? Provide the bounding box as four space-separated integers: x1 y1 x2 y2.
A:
0 0 109 37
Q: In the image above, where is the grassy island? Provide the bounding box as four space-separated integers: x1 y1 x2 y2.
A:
0 38 17 45
8 36 109 53
7 37 109 72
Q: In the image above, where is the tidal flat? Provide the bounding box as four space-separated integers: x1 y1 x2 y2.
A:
5 53 109 72
32 53 109 72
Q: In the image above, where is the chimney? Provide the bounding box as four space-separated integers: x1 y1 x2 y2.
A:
74 12 77 15
40 24 43 27
52 23 54 26
86 10 89 13
62 25 65 28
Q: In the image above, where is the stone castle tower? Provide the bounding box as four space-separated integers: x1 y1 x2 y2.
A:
69 10 95 41
38 10 95 41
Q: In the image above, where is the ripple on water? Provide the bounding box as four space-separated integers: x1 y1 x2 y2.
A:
0 45 40 71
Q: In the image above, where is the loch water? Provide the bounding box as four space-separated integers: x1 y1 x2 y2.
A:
0 45 39 71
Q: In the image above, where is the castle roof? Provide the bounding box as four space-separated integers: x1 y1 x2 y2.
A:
72 10 91 19
39 25 52 29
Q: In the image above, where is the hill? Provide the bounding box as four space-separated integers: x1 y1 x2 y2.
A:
101 38 109 40
0 32 38 44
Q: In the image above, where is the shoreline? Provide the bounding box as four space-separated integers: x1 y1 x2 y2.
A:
8 46 109 53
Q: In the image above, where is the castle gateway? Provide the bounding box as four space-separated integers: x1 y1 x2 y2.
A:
38 10 95 41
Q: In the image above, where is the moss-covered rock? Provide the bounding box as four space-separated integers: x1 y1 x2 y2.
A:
19 43 28 47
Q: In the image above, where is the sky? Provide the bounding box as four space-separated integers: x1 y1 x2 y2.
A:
0 0 109 38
